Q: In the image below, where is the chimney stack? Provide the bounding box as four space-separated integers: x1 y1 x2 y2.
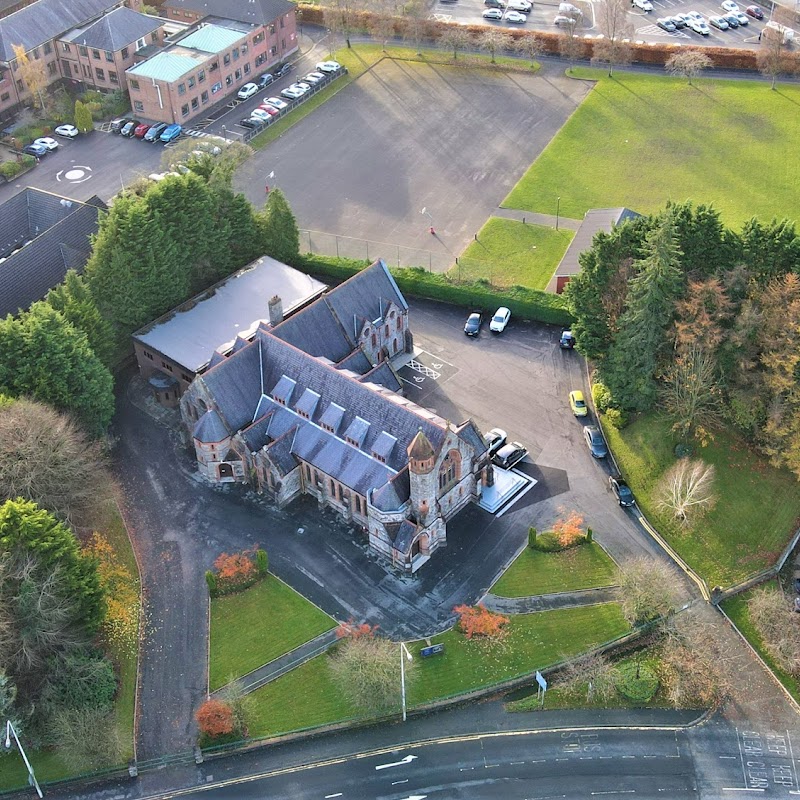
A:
268 295 283 326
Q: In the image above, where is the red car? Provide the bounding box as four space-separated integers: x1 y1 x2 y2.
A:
257 103 280 116
134 122 151 139
745 4 763 17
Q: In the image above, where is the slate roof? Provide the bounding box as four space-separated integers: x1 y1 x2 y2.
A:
0 189 105 318
360 362 401 393
264 430 298 476
162 0 295 26
62 7 161 52
335 349 371 375
393 520 418 555
0 0 118 61
193 409 229 443
456 419 488 459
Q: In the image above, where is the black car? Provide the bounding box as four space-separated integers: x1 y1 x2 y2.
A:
257 72 274 88
238 117 263 129
583 425 608 459
22 143 48 158
609 475 635 506
144 122 168 142
464 311 483 337
560 330 576 349
274 63 293 78
110 117 131 133
120 120 139 137
484 0 506 7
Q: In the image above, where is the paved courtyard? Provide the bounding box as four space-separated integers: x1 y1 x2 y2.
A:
234 58 593 265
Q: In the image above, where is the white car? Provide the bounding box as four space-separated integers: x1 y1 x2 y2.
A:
554 13 575 24
504 9 527 21
483 7 503 17
632 0 653 11
721 0 739 10
507 0 532 10
303 71 325 85
250 108 274 122
264 96 288 109
731 10 748 23
237 82 259 100
490 307 512 333
315 60 341 73
689 17 710 33
33 136 59 150
280 85 305 100
54 124 79 138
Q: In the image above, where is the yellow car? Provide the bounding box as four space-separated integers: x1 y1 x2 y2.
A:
569 390 588 417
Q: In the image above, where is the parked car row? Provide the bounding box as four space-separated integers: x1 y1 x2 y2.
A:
464 307 512 336
18 124 80 158
483 428 529 469
483 0 531 23
655 3 761 33
110 117 183 143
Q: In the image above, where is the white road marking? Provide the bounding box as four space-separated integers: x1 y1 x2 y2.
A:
485 764 500 768
375 755 417 770
391 779 409 785
722 789 765 793
591 792 635 796
324 794 342 798
720 756 737 759
788 730 799 790
510 761 526 765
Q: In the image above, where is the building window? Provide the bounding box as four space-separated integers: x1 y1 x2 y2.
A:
253 32 264 44
329 479 335 495
181 103 189 116
95 68 104 80
385 324 390 337
269 23 275 34
255 53 265 66
188 76 195 88
243 63 250 74
61 61 71 76
181 373 191 382
92 49 101 60
43 42 52 55
269 45 277 57
225 74 232 87
241 44 248 55
232 47 239 60
354 495 362 514
438 450 462 492
47 61 57 76
32 48 39 59
234 68 241 80
305 464 312 482
209 61 218 72
134 100 144 112
79 46 88 57
211 81 222 94
281 38 286 50
397 316 403 330
62 42 71 53
201 90 209 103
151 31 158 43
371 333 377 347
144 351 154 360
16 79 23 93
121 46 129 59
178 82 186 95
105 50 113 62
161 361 173 371
0 92 8 102
136 37 146 50
223 53 231 66
81 64 90 77
198 69 205 82
191 96 198 110
109 70 118 83
130 78 139 90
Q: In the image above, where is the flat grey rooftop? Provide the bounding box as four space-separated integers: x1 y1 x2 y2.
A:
133 256 327 373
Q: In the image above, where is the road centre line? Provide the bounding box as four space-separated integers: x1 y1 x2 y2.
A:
722 789 765 793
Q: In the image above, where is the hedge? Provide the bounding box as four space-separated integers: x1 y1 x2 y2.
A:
293 253 573 326
0 155 36 180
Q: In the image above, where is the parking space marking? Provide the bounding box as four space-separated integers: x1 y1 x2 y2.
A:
408 359 441 380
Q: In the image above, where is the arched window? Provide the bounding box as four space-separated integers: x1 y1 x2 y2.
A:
438 449 461 492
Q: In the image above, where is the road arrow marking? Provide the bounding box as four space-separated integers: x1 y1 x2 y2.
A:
375 755 418 770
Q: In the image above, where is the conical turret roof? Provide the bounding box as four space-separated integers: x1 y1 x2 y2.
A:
408 428 435 461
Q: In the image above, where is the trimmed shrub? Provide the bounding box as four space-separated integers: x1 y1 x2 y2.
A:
586 527 593 543
0 155 36 180
528 526 537 549
255 548 268 575
205 570 218 596
604 408 628 429
614 661 659 702
591 381 612 414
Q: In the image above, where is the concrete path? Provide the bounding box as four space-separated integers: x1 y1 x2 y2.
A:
493 206 583 230
211 629 340 698
483 586 618 614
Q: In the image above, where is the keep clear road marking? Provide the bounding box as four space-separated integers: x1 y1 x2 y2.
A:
375 754 418 770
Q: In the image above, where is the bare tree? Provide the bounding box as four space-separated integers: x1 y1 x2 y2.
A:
48 707 123 770
757 14 799 89
661 344 722 445
329 635 414 711
615 557 681 626
477 29 514 63
513 32 544 69
655 459 716 525
665 49 713 85
323 0 364 51
401 0 431 55
12 44 47 110
557 18 585 72
559 652 616 702
439 26 473 61
748 586 800 675
0 397 110 527
366 9 398 51
218 678 256 737
591 0 633 76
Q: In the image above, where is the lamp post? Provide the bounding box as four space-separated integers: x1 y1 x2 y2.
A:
556 196 561 231
221 124 227 141
399 641 413 722
421 206 434 235
4 721 43 798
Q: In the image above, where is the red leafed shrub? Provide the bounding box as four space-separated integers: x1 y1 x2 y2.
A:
210 549 258 595
551 510 585 548
195 699 234 738
336 618 380 639
454 604 510 639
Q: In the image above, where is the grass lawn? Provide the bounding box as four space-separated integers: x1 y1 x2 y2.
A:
503 69 800 227
251 44 538 149
245 603 628 737
492 542 617 597
602 414 800 588
209 575 335 691
451 218 574 290
721 585 800 706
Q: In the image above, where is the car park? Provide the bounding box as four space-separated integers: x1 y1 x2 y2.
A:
484 428 508 455
745 4 764 17
721 0 739 10
583 425 608 459
464 311 483 336
632 0 653 11
110 117 130 133
504 10 527 21
569 390 588 417
657 16 677 30
274 63 293 77
493 442 528 469
489 307 511 333
560 330 576 349
22 142 48 158
159 124 182 143
54 124 79 138
134 122 151 138
144 123 168 142
710 15 729 29
33 136 58 150
237 82 259 100
483 8 503 18
120 120 139 136
608 475 635 506
257 72 274 88
316 60 342 73
264 96 288 109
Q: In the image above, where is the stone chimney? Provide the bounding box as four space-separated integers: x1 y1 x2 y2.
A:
268 295 284 326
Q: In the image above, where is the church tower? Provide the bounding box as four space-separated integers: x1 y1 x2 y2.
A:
408 428 437 526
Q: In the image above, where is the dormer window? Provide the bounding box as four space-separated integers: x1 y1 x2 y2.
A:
372 431 397 463
319 402 345 435
294 388 320 420
343 416 370 449
271 374 296 406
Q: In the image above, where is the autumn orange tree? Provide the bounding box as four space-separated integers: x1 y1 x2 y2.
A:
551 510 585 548
336 618 379 639
210 549 261 595
454 604 510 640
195 698 234 738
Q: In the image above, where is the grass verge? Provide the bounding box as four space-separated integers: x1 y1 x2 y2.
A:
452 218 574 290
601 413 800 588
245 603 629 737
721 584 800 706
209 575 336 691
491 542 617 597
503 69 800 227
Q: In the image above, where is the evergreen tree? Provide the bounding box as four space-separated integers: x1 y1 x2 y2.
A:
668 200 736 279
258 188 300 264
46 271 116 367
215 188 265 277
603 212 684 411
739 217 800 283
73 100 93 134
0 304 114 435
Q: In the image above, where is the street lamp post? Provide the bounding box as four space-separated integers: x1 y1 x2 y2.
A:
4 721 43 798
399 642 413 722
556 196 561 231
421 206 434 235
221 124 227 141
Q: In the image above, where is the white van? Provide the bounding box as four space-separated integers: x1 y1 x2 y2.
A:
508 0 532 11
559 2 583 16
764 20 795 44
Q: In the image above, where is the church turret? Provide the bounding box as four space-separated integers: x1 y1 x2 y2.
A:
408 428 437 524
